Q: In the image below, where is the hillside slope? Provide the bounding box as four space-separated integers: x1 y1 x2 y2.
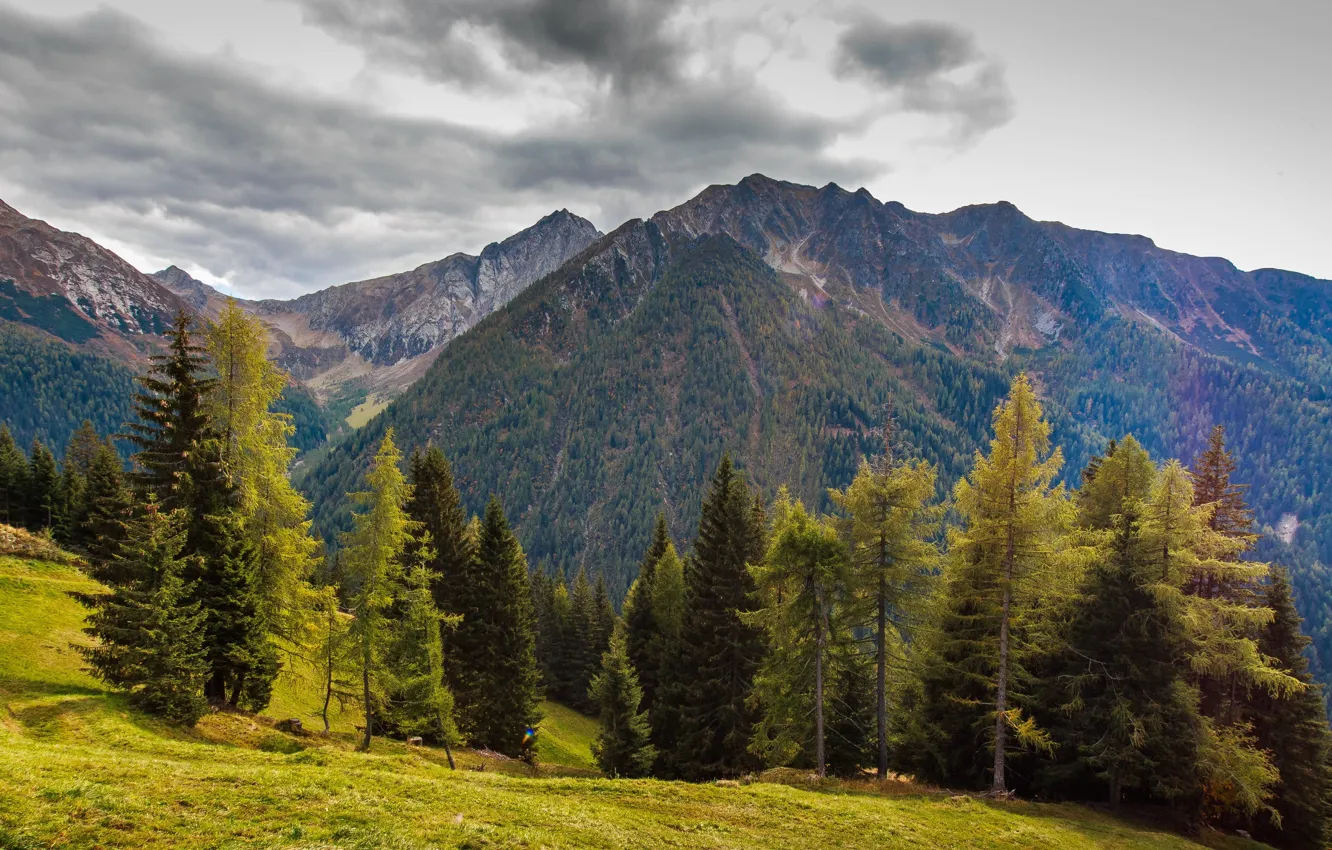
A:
0 549 1263 849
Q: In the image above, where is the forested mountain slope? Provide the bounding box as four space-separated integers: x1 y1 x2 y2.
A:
303 175 1332 677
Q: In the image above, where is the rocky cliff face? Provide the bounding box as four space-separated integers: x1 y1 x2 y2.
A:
246 209 602 402
152 265 228 316
0 199 187 355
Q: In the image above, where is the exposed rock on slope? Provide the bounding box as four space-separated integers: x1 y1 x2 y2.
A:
0 199 187 355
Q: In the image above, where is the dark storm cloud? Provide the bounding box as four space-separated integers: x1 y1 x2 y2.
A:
835 14 1014 144
0 5 1011 295
292 0 688 93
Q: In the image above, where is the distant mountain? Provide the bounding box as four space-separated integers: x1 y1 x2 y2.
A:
302 175 1332 683
152 265 229 316
0 199 188 357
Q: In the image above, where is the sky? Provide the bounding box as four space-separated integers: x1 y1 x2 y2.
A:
0 0 1327 299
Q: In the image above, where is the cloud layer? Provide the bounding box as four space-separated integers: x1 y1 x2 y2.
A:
0 3 1013 296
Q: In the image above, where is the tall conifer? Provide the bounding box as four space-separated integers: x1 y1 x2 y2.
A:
450 496 540 755
25 439 60 531
623 513 671 712
665 455 766 780
0 425 26 526
590 631 657 778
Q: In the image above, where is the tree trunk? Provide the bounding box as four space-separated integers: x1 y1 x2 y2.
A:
360 633 373 751
1109 772 1121 806
230 673 246 707
877 573 888 779
814 581 827 778
992 580 1012 795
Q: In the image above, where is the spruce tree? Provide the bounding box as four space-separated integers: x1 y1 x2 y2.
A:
829 438 938 779
1076 435 1155 531
624 513 671 710
666 455 766 780
1039 504 1200 805
25 438 60 531
0 424 26 526
590 631 657 778
80 501 210 725
567 566 599 712
942 374 1072 794
123 310 214 509
78 441 133 574
825 648 876 778
1248 569 1332 849
647 542 686 765
342 430 414 751
406 446 472 617
63 420 102 481
450 496 540 755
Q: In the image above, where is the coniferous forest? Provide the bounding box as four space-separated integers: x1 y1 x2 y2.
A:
4 297 1330 847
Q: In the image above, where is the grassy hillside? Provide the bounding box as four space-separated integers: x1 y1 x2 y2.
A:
0 550 1267 849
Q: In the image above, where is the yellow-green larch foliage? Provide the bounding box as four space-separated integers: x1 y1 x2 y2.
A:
748 490 852 775
951 373 1075 793
204 299 320 638
342 429 414 751
828 439 939 778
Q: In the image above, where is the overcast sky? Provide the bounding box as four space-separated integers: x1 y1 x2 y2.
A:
0 0 1327 298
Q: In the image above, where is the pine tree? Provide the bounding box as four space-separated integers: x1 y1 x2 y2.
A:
342 430 414 751
665 455 766 780
1248 569 1332 849
943 374 1073 794
25 438 60 531
829 436 938 778
624 514 671 711
123 310 214 509
80 501 210 725
749 492 851 776
590 631 657 778
450 495 540 755
78 441 133 573
0 424 27 526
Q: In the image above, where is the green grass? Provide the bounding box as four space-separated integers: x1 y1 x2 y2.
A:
0 553 1270 849
345 394 389 429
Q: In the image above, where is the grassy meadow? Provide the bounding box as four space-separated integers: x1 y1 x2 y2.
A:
0 551 1270 849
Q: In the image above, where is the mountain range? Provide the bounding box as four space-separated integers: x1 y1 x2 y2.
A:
2 175 1329 680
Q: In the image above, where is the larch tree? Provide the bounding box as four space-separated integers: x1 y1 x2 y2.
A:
204 300 319 641
342 430 414 751
949 373 1073 794
828 431 939 778
748 492 852 776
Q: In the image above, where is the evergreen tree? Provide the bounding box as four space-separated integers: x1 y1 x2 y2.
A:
380 562 461 765
936 374 1073 793
647 542 686 765
593 573 617 658
665 455 766 780
590 631 657 778
1248 569 1332 849
825 648 876 778
1076 435 1155 531
530 567 562 695
78 441 133 573
405 446 472 624
1191 425 1255 540
123 310 214 509
450 496 540 755
624 513 671 711
0 424 26 526
1038 504 1200 805
749 492 851 776
342 430 414 751
567 566 600 712
829 437 938 778
25 438 60 531
63 420 102 482
80 501 210 725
